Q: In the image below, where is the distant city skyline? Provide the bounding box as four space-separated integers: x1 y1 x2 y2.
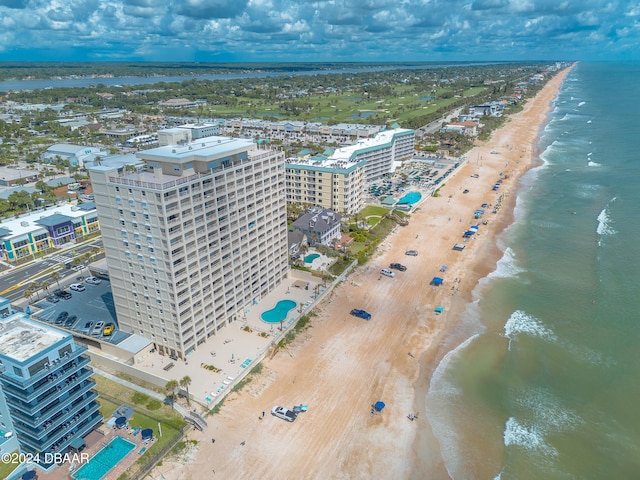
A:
0 0 638 63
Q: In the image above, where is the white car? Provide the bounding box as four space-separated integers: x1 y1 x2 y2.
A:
85 276 102 285
380 269 395 278
271 406 297 422
405 250 419 256
69 283 86 292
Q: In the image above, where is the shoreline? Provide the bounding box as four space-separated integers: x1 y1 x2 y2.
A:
151 66 574 480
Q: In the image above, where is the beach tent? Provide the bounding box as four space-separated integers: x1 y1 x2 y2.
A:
440 265 448 272
115 416 127 428
374 401 386 412
435 307 444 314
463 230 475 237
141 428 153 440
431 277 444 286
475 209 485 214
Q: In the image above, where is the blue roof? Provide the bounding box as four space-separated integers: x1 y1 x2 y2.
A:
35 213 73 227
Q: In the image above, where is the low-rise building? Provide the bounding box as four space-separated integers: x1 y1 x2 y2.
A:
292 207 342 246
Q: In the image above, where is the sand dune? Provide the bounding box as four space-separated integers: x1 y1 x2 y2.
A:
152 66 573 480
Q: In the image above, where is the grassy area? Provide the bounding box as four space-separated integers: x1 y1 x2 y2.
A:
359 205 391 217
94 374 187 479
0 451 18 480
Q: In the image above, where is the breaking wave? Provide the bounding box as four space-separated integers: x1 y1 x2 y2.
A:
504 310 557 349
596 198 617 235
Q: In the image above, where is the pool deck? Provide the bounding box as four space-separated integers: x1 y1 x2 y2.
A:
120 269 324 409
32 429 153 480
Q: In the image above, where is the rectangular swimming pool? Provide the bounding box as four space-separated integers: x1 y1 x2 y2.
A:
72 436 136 480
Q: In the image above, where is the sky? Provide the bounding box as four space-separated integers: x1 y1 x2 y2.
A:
0 0 639 63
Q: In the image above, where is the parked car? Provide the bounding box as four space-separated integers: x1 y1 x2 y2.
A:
405 250 419 256
64 315 78 327
389 263 407 271
103 323 115 336
55 311 69 324
92 321 105 335
82 321 94 333
271 406 297 422
471 174 480 178
69 283 86 292
54 289 72 300
462 189 470 194
380 269 395 278
350 309 372 320
45 295 60 303
85 276 102 285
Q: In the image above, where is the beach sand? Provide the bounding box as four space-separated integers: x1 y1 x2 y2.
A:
151 66 573 480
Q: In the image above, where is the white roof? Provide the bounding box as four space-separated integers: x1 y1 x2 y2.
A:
0 313 67 362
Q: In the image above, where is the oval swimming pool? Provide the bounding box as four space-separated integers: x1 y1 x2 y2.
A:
261 299 297 323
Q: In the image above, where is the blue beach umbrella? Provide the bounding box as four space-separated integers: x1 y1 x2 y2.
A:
374 401 385 412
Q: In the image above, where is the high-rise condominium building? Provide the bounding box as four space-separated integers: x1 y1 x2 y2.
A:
89 137 289 359
0 311 101 460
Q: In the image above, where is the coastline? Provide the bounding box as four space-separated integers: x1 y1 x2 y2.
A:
151 65 574 480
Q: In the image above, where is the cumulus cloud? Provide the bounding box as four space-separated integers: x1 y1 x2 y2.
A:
0 0 637 61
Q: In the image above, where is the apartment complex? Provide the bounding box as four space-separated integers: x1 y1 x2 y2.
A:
285 156 366 215
89 136 289 359
0 203 100 262
0 311 101 459
284 128 415 214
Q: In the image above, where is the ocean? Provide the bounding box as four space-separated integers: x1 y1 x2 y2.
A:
426 62 640 480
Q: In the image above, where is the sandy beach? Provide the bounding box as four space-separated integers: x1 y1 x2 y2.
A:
150 66 573 480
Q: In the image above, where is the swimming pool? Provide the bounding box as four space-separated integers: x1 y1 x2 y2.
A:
304 253 320 263
397 191 422 205
72 436 136 480
261 300 297 323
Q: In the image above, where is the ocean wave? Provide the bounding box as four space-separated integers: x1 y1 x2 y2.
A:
577 101 586 107
596 201 617 235
516 388 582 432
503 310 556 348
587 161 601 167
426 334 481 480
503 417 558 456
488 247 525 280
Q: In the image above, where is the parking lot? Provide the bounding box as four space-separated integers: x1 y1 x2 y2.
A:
33 277 124 344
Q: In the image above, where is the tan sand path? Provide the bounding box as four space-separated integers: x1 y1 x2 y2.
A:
151 65 573 480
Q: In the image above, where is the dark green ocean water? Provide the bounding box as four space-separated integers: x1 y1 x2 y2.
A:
426 63 640 480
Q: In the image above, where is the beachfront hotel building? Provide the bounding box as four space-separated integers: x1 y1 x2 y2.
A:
0 310 101 458
88 136 289 359
285 156 367 215
284 128 415 215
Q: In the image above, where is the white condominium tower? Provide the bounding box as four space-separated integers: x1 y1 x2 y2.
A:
89 137 289 359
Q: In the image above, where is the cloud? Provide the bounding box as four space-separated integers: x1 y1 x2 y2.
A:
0 0 637 61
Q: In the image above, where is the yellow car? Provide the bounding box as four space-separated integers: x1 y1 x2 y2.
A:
103 323 115 336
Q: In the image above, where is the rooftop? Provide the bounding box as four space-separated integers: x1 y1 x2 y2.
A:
0 314 66 362
136 135 255 163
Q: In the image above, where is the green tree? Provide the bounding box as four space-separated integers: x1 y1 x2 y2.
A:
165 380 179 410
23 289 32 303
8 190 33 210
179 376 192 407
50 270 60 288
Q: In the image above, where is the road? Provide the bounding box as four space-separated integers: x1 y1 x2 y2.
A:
0 239 104 304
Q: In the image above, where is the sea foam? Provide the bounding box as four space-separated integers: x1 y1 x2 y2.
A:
587 161 601 167
488 247 525 280
596 198 617 235
503 310 556 348
503 417 558 457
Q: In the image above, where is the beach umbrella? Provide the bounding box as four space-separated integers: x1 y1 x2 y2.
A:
115 416 127 428
141 428 153 440
374 401 385 412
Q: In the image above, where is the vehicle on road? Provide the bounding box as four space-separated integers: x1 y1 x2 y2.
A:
470 174 479 178
350 309 372 320
85 276 102 285
54 289 72 300
103 323 115 336
55 311 69 324
92 321 105 335
271 406 297 422
69 283 86 292
45 295 60 303
389 263 407 271
380 269 395 278
405 250 418 256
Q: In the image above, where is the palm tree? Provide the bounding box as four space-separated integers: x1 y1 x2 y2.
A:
29 282 40 301
165 380 178 409
179 376 192 407
41 280 50 293
51 271 60 289
23 289 32 303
